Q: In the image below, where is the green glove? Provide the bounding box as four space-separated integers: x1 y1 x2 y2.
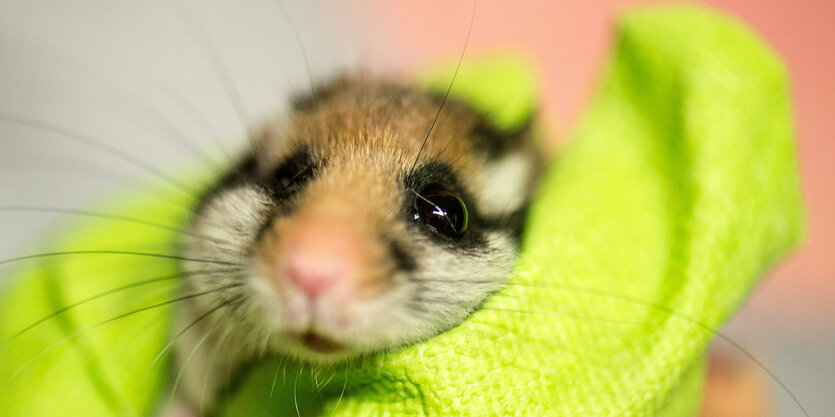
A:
0 5 803 416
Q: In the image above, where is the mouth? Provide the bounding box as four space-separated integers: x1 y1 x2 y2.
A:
297 331 344 354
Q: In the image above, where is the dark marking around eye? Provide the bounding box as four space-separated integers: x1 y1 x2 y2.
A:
265 146 319 199
471 115 533 160
403 161 462 193
480 206 530 242
386 238 416 272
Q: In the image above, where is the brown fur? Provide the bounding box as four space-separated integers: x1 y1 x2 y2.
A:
260 76 486 191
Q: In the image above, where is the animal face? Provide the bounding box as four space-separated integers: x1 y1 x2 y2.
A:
182 76 541 363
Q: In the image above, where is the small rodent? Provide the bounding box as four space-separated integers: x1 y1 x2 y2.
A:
174 75 542 411
0 1 544 413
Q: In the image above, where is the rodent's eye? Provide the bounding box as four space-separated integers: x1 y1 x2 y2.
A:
269 150 316 196
275 164 312 190
412 185 468 238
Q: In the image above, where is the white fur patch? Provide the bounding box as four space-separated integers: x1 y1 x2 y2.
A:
479 152 534 216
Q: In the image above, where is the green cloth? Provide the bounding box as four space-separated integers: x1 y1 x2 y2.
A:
0 5 803 416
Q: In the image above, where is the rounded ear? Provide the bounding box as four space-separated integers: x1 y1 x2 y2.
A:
417 54 540 132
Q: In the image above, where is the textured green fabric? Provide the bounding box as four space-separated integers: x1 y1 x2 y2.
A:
0 5 803 417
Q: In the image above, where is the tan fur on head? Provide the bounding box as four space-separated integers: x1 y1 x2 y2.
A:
262 76 485 190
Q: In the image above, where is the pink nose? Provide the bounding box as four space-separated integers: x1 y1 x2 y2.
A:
286 257 338 297
283 221 357 298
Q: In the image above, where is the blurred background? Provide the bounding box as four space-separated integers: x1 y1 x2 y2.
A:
0 0 831 415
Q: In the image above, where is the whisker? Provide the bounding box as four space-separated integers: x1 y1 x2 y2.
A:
0 165 192 214
500 281 811 417
0 206 223 244
481 306 641 327
312 367 322 395
148 82 234 165
0 115 200 197
4 267 242 343
328 371 349 417
168 308 226 409
12 43 230 174
407 277 501 286
490 292 644 314
318 371 336 390
113 89 227 173
148 302 222 372
5 282 242 382
294 364 302 417
171 0 257 155
200 324 233 412
259 0 320 141
435 127 462 163
270 0 316 96
270 356 287 398
162 296 247 400
0 250 237 269
408 0 477 175
148 294 245 372
283 357 288 386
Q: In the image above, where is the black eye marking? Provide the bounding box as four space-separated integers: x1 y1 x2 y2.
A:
403 161 489 249
276 163 312 189
386 238 416 272
470 115 534 160
411 185 469 238
266 147 318 198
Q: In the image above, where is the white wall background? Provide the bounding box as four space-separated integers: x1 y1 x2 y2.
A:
0 0 361 264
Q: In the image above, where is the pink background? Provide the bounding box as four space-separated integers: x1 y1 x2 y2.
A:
355 0 835 322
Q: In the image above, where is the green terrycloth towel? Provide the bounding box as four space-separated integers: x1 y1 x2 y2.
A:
0 5 803 416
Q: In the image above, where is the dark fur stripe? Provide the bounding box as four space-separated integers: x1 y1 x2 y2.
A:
386 238 417 272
